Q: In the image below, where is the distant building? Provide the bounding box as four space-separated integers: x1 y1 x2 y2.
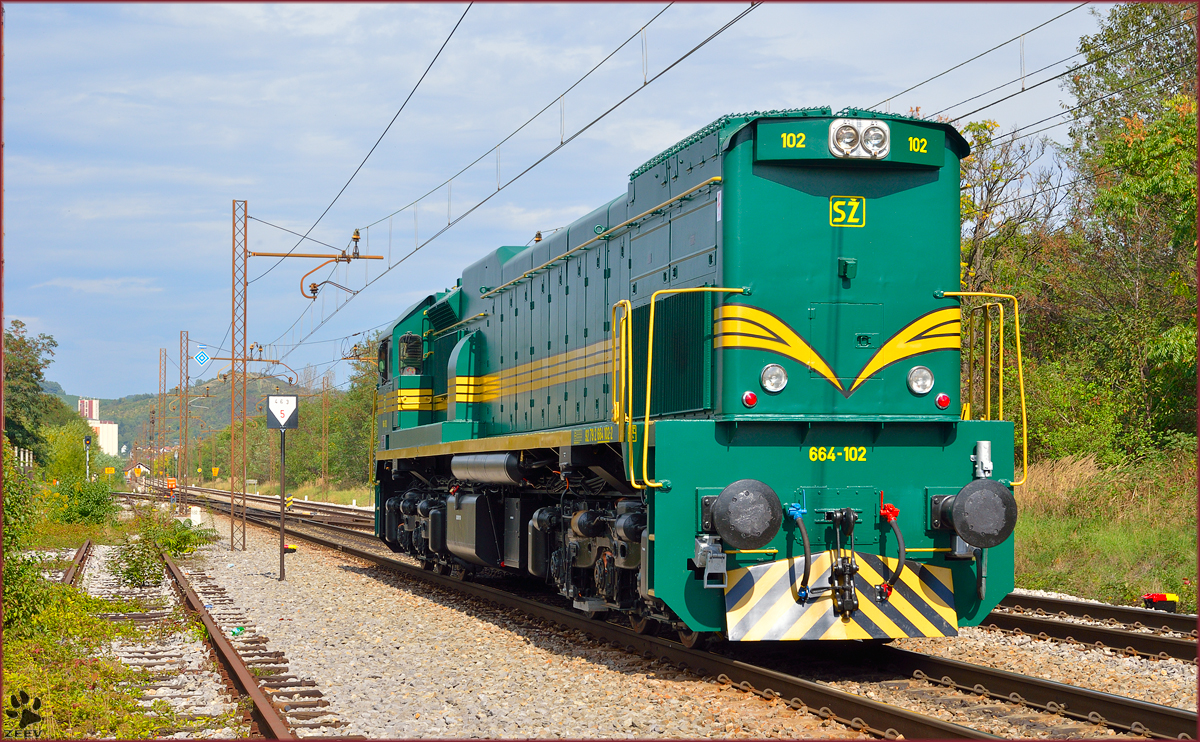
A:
90 421 119 457
78 398 100 419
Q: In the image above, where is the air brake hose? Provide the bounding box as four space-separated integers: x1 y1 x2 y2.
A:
787 500 812 602
796 515 812 599
879 503 904 599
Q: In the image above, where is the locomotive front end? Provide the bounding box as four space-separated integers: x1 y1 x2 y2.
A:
641 109 1020 641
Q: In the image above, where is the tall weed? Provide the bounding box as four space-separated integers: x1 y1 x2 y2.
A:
3 440 49 627
53 475 117 525
112 506 218 587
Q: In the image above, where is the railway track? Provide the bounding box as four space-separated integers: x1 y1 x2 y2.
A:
984 594 1197 663
71 542 276 736
115 490 361 735
172 492 1196 740
138 481 373 529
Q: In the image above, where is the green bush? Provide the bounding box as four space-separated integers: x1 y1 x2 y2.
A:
3 440 49 628
113 536 163 588
54 475 117 525
112 506 218 587
1020 358 1123 464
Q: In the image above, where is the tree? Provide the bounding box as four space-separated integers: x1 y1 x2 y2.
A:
1095 94 1197 258
958 120 1068 291
3 320 59 460
1063 3 1197 155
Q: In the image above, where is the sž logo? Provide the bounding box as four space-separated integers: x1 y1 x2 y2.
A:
829 196 865 227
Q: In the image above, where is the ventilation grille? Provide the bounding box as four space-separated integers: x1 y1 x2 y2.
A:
630 291 711 417
426 290 462 331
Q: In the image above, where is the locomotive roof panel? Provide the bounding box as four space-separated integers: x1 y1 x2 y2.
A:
629 106 969 180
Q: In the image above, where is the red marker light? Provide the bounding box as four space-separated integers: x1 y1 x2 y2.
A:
934 393 951 409
742 391 758 408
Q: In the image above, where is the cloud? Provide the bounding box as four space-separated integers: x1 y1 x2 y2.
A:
33 277 165 295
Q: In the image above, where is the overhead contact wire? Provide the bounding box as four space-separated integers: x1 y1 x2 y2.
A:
249 2 472 285
360 3 674 231
269 2 762 361
870 2 1088 110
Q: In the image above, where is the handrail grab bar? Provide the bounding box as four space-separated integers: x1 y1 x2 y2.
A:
941 291 1027 487
641 287 746 489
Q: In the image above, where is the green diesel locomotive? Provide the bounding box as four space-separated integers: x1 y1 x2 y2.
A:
373 107 1025 645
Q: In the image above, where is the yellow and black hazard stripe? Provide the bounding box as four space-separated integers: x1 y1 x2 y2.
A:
724 551 957 641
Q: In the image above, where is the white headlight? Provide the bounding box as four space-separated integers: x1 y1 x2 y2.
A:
907 366 934 395
834 125 858 151
761 364 788 393
862 126 888 154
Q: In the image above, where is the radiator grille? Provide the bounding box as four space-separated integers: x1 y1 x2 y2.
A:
630 291 712 416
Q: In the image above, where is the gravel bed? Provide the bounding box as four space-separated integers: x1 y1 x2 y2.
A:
896 627 1197 711
194 512 870 739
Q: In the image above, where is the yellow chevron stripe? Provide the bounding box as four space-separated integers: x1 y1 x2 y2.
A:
714 305 843 391
849 307 961 393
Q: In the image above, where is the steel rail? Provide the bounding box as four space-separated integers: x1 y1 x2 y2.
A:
136 484 373 527
186 484 372 522
880 647 1196 740
61 539 92 586
161 551 294 739
999 593 1198 636
119 491 375 541
223 510 996 740
981 611 1197 663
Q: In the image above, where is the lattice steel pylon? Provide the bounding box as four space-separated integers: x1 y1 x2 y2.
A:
321 372 331 496
230 200 249 550
178 330 190 514
157 348 168 480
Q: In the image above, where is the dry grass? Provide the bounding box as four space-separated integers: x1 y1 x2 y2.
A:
1014 448 1197 611
1016 454 1102 515
1016 450 1196 523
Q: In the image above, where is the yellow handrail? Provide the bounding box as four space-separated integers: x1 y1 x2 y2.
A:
609 300 646 489
966 302 1004 421
610 301 630 424
942 291 1027 487
641 286 746 488
480 177 723 300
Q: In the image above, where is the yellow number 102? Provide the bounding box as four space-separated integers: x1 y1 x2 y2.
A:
781 132 806 149
908 136 928 153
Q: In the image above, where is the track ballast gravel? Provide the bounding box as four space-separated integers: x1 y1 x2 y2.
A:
192 509 1195 738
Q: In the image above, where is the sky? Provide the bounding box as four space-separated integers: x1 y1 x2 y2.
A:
3 2 1103 400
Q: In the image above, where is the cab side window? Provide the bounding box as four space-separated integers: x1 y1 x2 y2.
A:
378 340 390 385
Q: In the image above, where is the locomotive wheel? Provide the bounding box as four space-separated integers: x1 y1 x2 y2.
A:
583 608 609 621
453 565 474 582
678 629 709 650
435 562 452 576
630 614 659 636
421 559 434 571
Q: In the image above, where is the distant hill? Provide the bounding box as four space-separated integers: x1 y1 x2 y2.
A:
43 374 323 454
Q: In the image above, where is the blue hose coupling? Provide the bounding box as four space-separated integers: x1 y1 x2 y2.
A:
787 502 807 520
795 585 810 604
